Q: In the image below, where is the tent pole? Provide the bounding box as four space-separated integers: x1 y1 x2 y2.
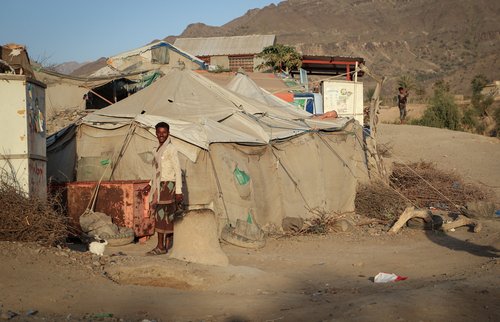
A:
108 122 137 180
83 122 137 212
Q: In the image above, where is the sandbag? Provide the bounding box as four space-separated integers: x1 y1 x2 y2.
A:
79 210 119 238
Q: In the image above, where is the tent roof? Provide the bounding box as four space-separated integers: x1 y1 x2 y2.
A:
90 41 206 77
226 72 309 115
35 67 158 89
196 70 291 94
111 41 202 64
224 72 350 137
94 68 248 121
82 116 270 151
174 35 275 56
83 68 351 148
81 114 264 150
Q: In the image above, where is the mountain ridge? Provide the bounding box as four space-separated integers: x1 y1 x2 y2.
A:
168 0 500 95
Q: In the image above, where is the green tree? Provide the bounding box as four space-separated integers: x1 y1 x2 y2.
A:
471 74 488 96
471 74 493 117
256 44 302 73
461 107 479 132
397 75 416 91
415 80 461 130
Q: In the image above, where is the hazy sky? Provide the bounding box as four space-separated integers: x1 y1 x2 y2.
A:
1 0 280 64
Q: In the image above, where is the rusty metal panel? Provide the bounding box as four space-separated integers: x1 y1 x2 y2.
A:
67 180 154 237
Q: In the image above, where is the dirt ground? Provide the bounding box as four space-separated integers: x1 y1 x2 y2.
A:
377 104 428 124
1 124 499 322
378 123 500 204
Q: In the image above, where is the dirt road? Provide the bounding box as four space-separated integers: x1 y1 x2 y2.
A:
1 223 499 321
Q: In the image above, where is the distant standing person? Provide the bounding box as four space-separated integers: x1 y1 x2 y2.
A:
142 122 183 255
397 87 409 124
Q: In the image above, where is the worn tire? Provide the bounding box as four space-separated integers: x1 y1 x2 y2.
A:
101 227 135 247
220 226 266 249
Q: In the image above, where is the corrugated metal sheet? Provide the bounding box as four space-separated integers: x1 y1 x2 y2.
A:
174 35 276 57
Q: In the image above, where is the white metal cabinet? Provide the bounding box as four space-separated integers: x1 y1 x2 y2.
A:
0 74 47 198
322 80 364 124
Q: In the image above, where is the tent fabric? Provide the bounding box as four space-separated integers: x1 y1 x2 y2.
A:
135 114 266 148
223 71 346 128
91 41 205 77
84 111 269 150
47 124 77 183
49 68 370 231
108 41 205 70
91 68 348 145
74 122 367 228
226 72 300 110
35 68 167 116
94 68 245 122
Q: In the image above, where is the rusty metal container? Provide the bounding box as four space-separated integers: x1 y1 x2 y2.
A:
66 180 154 237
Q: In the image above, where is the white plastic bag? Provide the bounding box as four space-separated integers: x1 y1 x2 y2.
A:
374 272 408 283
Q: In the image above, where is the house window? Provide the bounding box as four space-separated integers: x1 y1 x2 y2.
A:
229 55 254 72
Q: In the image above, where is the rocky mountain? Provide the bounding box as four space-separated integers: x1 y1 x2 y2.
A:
70 57 107 77
52 61 88 75
169 0 500 96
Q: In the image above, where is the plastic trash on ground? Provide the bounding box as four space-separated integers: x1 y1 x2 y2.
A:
374 272 408 283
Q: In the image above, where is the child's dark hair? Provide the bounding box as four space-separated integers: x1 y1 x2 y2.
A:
155 122 170 131
398 87 404 91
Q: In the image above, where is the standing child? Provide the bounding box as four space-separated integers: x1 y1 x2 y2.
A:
398 87 409 124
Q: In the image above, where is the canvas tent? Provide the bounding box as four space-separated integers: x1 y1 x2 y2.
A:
226 71 294 108
90 41 206 78
50 67 369 230
47 124 77 183
36 41 205 118
35 68 164 119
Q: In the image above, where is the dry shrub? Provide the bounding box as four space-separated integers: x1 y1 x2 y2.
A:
355 181 408 222
0 175 69 246
356 162 490 221
390 162 489 209
301 211 335 235
298 208 349 235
